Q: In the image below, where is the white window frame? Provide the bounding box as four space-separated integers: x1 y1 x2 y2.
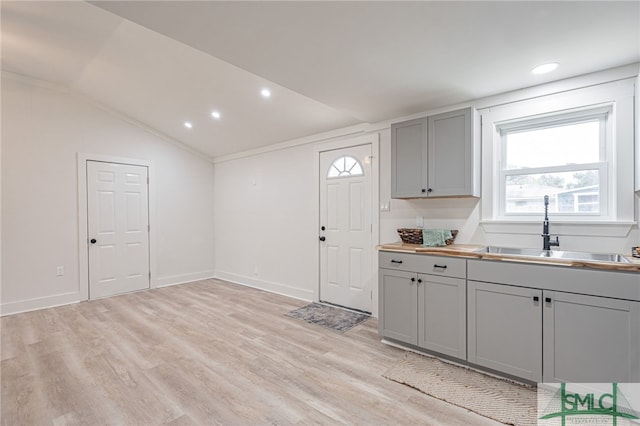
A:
479 79 636 238
496 106 612 221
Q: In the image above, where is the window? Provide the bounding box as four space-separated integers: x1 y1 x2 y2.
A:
327 156 363 178
479 78 635 237
497 107 610 219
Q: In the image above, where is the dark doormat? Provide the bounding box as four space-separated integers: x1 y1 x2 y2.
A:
285 303 369 333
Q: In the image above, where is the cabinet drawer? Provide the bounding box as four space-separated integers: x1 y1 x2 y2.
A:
379 251 466 278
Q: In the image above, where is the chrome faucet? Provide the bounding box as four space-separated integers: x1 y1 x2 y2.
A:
542 195 560 251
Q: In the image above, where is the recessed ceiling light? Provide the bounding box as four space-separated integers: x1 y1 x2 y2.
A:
531 62 559 75
261 88 271 98
184 121 193 129
211 111 221 119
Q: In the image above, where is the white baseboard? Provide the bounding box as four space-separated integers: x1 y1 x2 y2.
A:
214 271 314 302
1 291 81 316
1 271 308 316
155 270 215 288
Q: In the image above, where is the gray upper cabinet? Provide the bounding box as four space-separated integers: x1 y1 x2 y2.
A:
391 107 480 199
390 117 427 198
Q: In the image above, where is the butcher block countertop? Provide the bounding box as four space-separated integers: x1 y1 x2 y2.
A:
378 242 640 272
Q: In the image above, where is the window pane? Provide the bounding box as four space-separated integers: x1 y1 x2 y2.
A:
327 156 363 179
505 121 600 169
505 170 599 214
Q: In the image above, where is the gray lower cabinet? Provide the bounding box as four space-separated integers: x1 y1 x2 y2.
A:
380 254 639 383
468 275 640 383
379 268 418 344
418 274 466 359
543 291 640 383
379 252 466 359
467 281 543 382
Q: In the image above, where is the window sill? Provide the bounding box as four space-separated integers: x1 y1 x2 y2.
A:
480 220 635 238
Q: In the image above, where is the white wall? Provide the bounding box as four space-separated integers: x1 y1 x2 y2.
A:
213 144 317 301
1 73 215 315
4 66 636 317
213 66 639 316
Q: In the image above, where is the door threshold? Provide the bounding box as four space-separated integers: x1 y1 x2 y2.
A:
318 300 371 316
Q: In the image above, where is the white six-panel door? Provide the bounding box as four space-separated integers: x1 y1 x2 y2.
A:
319 145 372 312
87 161 150 299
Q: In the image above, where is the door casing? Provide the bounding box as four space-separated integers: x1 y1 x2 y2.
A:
313 134 380 316
77 153 156 301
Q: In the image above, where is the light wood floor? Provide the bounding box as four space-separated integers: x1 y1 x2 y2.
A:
1 279 502 425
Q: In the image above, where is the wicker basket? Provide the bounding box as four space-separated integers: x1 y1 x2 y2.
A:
397 228 458 245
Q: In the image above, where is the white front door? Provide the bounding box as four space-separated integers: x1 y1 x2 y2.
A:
87 161 150 299
319 144 373 312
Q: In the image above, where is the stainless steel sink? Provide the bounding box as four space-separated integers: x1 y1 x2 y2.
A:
544 250 630 263
474 246 631 264
474 246 544 257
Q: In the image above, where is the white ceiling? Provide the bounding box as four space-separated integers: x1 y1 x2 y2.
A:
2 1 639 159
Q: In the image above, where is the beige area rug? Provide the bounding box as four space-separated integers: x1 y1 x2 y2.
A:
383 352 537 426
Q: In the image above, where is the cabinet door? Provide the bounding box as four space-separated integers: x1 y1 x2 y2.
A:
418 274 466 359
427 107 478 197
468 281 542 382
543 291 640 383
379 269 418 344
391 117 427 198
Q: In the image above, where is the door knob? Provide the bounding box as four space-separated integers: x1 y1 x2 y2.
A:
319 236 326 241
90 238 97 244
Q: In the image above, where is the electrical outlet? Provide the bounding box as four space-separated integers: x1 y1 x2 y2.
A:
56 266 64 276
416 216 424 228
380 201 391 212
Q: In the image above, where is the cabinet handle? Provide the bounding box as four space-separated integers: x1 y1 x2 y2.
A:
410 277 416 282
433 264 447 269
421 189 426 193
417 278 422 284
391 260 403 264
545 297 552 304
427 188 433 193
533 296 539 302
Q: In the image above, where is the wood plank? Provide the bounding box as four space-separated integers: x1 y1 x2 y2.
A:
1 279 501 425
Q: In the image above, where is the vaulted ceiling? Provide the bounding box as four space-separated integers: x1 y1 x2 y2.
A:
2 1 639 159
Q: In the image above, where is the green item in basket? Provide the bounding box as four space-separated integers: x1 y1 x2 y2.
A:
422 229 453 247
